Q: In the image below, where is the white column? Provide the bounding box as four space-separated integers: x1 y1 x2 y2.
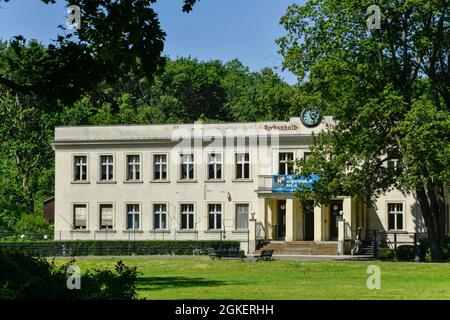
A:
343 197 352 240
266 200 274 240
286 199 294 241
314 205 323 242
338 217 345 255
248 218 256 254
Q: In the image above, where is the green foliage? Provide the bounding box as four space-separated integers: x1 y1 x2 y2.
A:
78 58 299 125
0 1 199 104
422 238 450 262
376 247 396 260
0 51 297 236
0 250 139 300
395 245 416 261
0 240 241 256
279 0 449 260
14 214 53 240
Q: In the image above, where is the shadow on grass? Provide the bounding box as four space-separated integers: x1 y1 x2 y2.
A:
137 276 230 291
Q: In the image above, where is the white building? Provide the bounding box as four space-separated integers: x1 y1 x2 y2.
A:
52 115 450 254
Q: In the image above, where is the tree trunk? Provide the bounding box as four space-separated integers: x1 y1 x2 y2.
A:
14 152 35 214
416 186 446 261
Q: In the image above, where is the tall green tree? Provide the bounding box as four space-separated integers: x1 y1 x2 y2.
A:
0 0 199 104
0 0 199 229
278 0 449 260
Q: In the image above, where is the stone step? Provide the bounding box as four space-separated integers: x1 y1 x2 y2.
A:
259 241 339 255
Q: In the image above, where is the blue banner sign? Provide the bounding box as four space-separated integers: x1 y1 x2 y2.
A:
272 174 319 193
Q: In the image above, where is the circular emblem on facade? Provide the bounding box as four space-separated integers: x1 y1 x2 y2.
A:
300 108 322 128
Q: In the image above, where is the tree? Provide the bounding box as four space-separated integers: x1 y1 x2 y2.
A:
0 0 199 228
278 0 449 260
0 91 55 217
0 0 199 104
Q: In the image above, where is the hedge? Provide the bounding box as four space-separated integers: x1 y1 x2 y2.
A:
0 240 241 257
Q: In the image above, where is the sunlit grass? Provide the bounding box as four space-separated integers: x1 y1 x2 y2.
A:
54 257 450 300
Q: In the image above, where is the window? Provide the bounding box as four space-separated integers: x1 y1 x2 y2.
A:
388 203 403 230
235 153 250 179
154 204 167 230
208 153 222 180
100 155 114 181
99 204 113 229
180 154 194 180
279 152 294 175
208 204 222 230
73 204 87 229
235 203 249 230
303 152 312 162
126 204 140 230
74 156 88 181
127 155 141 181
153 154 168 180
181 204 195 230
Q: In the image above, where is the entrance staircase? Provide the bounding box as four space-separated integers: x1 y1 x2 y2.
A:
258 241 339 256
358 240 376 256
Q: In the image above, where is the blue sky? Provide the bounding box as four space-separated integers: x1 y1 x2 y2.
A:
0 0 301 84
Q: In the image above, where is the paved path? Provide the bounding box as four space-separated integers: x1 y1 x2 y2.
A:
56 254 375 262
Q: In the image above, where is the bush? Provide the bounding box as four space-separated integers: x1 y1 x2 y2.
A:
0 240 241 256
14 214 53 240
422 238 450 262
0 250 139 300
396 245 415 261
376 247 395 260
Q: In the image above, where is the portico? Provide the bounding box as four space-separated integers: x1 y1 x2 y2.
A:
254 174 366 254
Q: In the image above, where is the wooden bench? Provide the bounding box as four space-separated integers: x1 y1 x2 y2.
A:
206 248 246 262
255 249 274 261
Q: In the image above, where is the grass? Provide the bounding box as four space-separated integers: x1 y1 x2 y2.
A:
54 257 450 300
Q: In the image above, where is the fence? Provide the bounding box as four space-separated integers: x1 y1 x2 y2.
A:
364 229 429 259
0 229 249 256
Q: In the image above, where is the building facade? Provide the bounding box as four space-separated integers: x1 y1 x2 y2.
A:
53 116 450 254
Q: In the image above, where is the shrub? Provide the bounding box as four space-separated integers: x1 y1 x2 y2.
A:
376 247 395 260
419 237 450 262
0 250 139 300
395 245 415 261
14 214 53 240
0 240 241 256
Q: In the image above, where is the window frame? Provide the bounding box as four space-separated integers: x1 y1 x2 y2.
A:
153 203 168 230
180 153 195 181
207 203 223 230
207 152 223 180
126 203 141 230
303 151 312 162
72 203 88 230
152 153 169 181
278 152 295 175
73 154 89 182
98 203 114 230
180 203 195 230
125 154 142 182
98 154 115 182
234 202 250 231
387 202 405 231
235 152 251 180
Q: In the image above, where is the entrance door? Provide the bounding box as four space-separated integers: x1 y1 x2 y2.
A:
330 201 342 240
304 208 314 241
277 200 286 239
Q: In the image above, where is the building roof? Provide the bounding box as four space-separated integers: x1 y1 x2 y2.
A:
53 117 337 146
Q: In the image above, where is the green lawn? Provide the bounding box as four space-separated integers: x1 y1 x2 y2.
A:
55 257 450 300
